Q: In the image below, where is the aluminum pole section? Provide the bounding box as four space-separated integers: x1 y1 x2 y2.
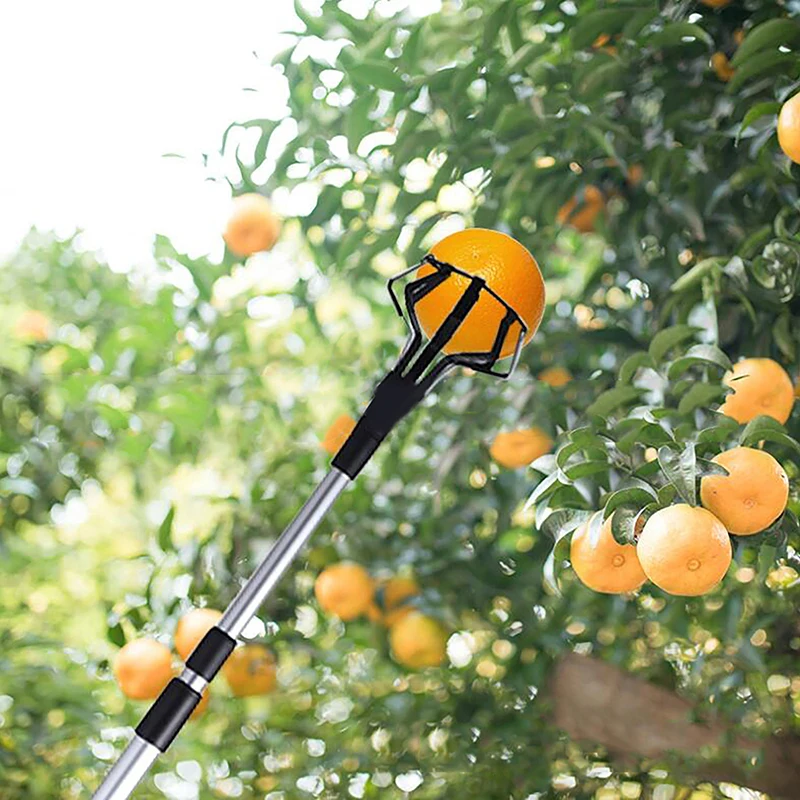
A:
92 468 350 799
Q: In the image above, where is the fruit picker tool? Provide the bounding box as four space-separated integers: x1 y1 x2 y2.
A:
92 229 544 799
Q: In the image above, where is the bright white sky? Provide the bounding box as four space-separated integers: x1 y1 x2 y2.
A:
0 0 298 268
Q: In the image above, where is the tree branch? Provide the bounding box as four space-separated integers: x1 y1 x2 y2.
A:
550 652 800 799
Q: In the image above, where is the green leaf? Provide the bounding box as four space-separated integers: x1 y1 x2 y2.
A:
666 344 732 379
542 527 573 597
347 61 406 92
727 51 798 94
617 351 655 384
670 258 721 293
696 458 729 478
481 0 511 51
648 22 713 50
757 544 777 582
540 508 592 541
158 506 175 552
563 460 610 480
603 485 658 519
106 622 126 648
531 454 557 474
737 102 781 142
571 9 631 50
586 386 641 418
740 416 800 455
677 382 727 415
658 443 697 506
731 18 800 67
555 441 582 469
346 94 375 153
648 325 700 364
525 471 561 509
610 504 641 546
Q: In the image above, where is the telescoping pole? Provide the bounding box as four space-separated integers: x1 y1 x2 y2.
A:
91 239 535 799
93 469 350 800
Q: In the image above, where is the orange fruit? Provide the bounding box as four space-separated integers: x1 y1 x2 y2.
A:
556 185 605 233
174 608 223 662
778 93 800 165
223 193 281 257
113 639 175 700
570 511 647 594
733 28 745 46
626 164 644 187
390 612 447 669
538 365 572 387
222 645 277 697
314 562 374 621
711 52 735 82
367 576 420 626
701 0 730 7
320 414 356 456
592 34 611 48
700 447 789 535
719 358 795 425
14 310 50 342
489 427 553 469
636 505 731 596
415 229 545 359
190 690 210 720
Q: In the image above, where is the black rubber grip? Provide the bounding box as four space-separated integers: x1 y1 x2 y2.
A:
136 678 201 752
186 626 236 681
332 372 426 479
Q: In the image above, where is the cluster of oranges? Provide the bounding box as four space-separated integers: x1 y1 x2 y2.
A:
314 562 448 669
572 356 795 597
113 609 277 713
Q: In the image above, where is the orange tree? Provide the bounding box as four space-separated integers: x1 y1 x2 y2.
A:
1 1 800 799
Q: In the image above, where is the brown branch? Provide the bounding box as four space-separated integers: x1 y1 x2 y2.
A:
550 652 800 799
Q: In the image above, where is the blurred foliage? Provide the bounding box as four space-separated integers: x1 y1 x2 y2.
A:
2 1 800 799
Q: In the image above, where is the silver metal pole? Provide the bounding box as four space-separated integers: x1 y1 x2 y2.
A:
92 737 160 800
92 468 351 799
219 469 350 638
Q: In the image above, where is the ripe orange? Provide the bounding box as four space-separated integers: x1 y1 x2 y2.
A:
14 310 50 342
367 576 419 626
701 0 730 8
778 93 800 165
733 28 745 46
223 645 277 697
636 505 731 596
320 414 356 456
113 639 175 700
314 562 375 620
700 447 789 535
556 185 605 234
174 608 223 662
415 229 545 359
711 52 735 82
626 164 644 187
223 193 281 257
570 511 647 594
538 365 572 387
390 612 447 669
490 427 553 469
719 358 795 425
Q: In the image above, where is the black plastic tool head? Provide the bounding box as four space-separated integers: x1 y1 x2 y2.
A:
331 253 530 479
387 254 528 391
